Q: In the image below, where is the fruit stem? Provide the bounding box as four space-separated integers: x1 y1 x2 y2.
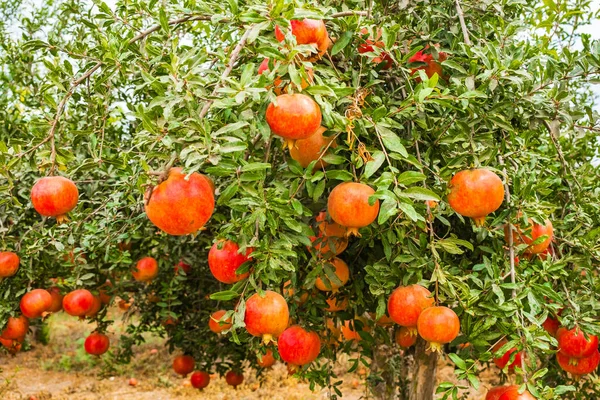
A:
262 334 275 346
426 341 443 354
406 326 418 337
471 216 486 227
345 227 361 237
56 214 70 224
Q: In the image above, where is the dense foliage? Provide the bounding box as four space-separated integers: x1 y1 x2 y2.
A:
1 0 599 399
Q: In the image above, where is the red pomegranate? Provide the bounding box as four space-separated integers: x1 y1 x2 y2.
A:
557 327 598 359
275 19 329 60
244 290 289 344
0 251 20 277
265 94 322 148
289 126 335 169
278 325 321 367
387 284 434 334
542 316 560 337
327 182 380 236
358 28 393 69
225 370 244 388
395 327 417 349
173 355 195 376
557 349 600 376
408 48 448 80
208 240 253 284
493 339 523 371
47 287 64 313
257 349 276 368
505 218 553 255
62 289 94 317
174 260 191 275
447 169 505 226
144 167 215 235
416 306 460 353
20 289 52 318
486 386 515 400
315 258 349 292
84 295 102 318
1 315 29 340
0 337 22 353
84 332 110 355
31 176 79 222
208 310 232 334
497 386 536 400
190 371 210 390
98 280 113 304
132 256 159 282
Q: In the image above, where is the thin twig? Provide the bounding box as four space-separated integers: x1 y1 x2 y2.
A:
498 155 516 298
455 0 472 46
128 15 214 43
542 120 582 191
330 11 369 18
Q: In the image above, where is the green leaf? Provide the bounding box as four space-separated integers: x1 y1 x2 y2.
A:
210 290 240 301
397 171 426 186
377 126 408 157
364 152 385 178
402 187 440 201
331 31 353 56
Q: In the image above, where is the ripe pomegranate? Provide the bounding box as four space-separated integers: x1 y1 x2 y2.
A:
486 386 516 400
289 126 335 169
408 47 448 80
327 182 380 236
493 339 523 370
395 327 417 348
387 284 434 334
497 386 536 400
208 240 253 284
20 289 52 318
278 325 321 367
265 94 322 148
128 378 138 387
557 327 598 359
258 58 313 94
0 337 22 353
1 315 29 340
325 296 348 312
315 258 350 292
173 355 195 376
257 349 276 368
504 218 553 255
85 295 102 318
174 260 191 275
557 349 600 376
208 310 232 334
144 167 215 235
542 316 560 337
62 289 94 317
31 176 79 222
225 370 244 388
244 290 289 344
275 19 329 60
416 306 460 353
47 287 63 313
84 332 110 355
358 28 393 69
190 371 210 390
98 280 112 304
0 251 20 277
447 169 504 226
132 256 159 282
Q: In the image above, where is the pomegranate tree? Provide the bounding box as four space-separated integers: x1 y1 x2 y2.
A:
327 182 380 236
244 290 289 344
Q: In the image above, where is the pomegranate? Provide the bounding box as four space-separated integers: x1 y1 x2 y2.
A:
542 316 560 337
504 218 553 255
174 260 191 275
0 251 20 277
325 296 348 312
132 256 159 282
208 240 253 284
265 94 322 148
387 284 434 334
275 19 329 60
310 211 348 257
557 349 600 376
144 167 215 235
408 48 448 80
289 127 335 169
244 290 289 344
0 337 22 354
327 182 380 236
200 174 216 193
84 332 110 355
173 355 195 376
416 306 460 353
190 371 210 390
257 349 276 368
447 168 504 226
358 28 393 69
278 325 321 367
492 339 523 371
1 315 29 340
47 287 63 313
208 310 232 334
395 327 417 348
486 386 515 400
98 280 113 304
62 289 94 317
128 378 138 387
258 58 313 94
283 281 310 304
31 176 79 222
20 289 52 318
225 370 244 388
497 386 536 400
85 295 102 318
557 327 598 359
315 257 349 292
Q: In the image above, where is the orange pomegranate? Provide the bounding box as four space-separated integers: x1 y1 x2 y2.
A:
265 94 322 148
62 289 94 317
282 281 310 304
31 176 79 222
190 371 210 390
84 295 102 318
47 287 63 313
504 218 553 255
447 169 504 226
84 332 110 355
244 290 289 344
173 355 195 376
20 289 52 319
327 182 380 236
144 167 215 235
0 337 22 354
416 306 460 353
315 258 349 292
497 386 537 400
208 240 253 284
275 19 329 60
257 349 276 368
208 310 232 334
289 127 335 169
225 370 244 388
387 284 434 334
1 315 29 340
358 28 393 69
557 327 598 359
0 251 20 277
557 349 600 376
278 325 321 367
486 386 515 400
492 339 523 371
395 327 417 348
132 256 159 282
98 280 113 304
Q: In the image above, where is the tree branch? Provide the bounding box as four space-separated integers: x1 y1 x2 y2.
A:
542 119 582 191
330 11 369 18
455 0 472 46
128 15 215 44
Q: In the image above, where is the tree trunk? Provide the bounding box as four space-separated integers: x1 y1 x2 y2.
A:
371 343 396 399
408 338 438 400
